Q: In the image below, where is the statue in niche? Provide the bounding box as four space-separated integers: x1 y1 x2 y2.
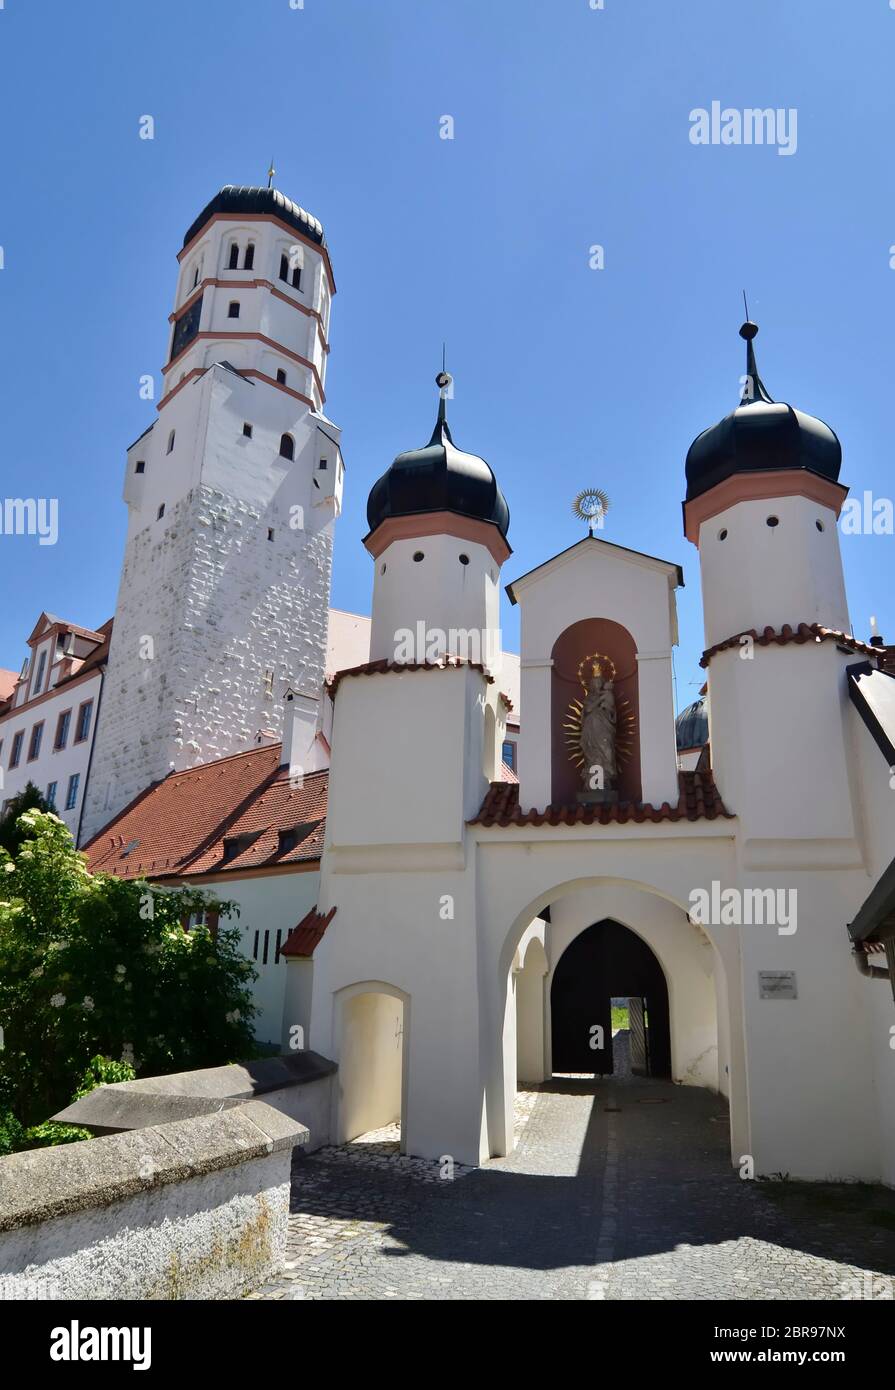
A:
578 662 618 792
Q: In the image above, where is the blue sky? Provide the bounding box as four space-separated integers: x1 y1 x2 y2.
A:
1 0 894 710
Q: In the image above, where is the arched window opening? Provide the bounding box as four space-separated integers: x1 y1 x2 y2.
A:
279 433 294 461
228 243 240 270
279 253 289 282
243 243 255 270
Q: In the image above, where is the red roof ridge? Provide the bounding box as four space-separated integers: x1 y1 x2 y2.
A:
469 770 733 828
327 656 495 700
280 905 337 959
701 622 887 669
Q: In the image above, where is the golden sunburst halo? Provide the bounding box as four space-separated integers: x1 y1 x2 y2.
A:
573 488 610 525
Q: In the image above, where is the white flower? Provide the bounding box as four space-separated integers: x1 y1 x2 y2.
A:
3 863 14 874
225 1009 241 1024
30 966 44 979
50 993 66 1008
82 996 94 1011
115 964 127 976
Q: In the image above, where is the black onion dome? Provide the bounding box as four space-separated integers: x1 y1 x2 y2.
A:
366 385 510 541
183 185 326 250
675 694 708 751
685 322 842 502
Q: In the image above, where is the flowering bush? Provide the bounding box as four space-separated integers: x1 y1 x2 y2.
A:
0 810 258 1132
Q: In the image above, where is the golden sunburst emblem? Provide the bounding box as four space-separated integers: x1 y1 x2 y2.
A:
563 650 637 772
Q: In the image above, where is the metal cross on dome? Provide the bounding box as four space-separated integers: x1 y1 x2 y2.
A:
573 488 611 536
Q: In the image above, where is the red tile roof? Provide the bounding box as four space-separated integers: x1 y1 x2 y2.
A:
701 623 888 669
83 743 327 881
280 906 337 959
470 770 732 828
0 669 18 707
500 760 519 784
327 656 495 699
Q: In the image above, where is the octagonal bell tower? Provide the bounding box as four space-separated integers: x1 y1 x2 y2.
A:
81 184 343 843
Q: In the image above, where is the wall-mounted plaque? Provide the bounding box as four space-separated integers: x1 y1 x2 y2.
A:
758 971 798 1000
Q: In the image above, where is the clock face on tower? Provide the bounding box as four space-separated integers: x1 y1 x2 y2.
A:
170 294 203 363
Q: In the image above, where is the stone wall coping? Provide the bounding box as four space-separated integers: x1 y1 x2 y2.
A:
51 1051 336 1130
0 1101 307 1234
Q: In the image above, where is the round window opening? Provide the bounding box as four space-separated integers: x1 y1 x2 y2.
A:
766 515 780 528
413 551 424 562
718 528 728 541
816 519 824 532
459 553 470 565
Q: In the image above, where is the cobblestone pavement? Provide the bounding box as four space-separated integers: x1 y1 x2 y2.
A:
250 1077 895 1300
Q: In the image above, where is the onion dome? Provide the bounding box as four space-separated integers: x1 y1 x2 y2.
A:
685 322 842 502
675 694 708 751
366 375 510 540
183 185 326 250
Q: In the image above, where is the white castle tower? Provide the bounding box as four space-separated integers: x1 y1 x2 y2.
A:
364 372 510 671
81 185 343 842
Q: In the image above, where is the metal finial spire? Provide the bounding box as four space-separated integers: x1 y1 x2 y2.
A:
433 356 454 438
267 160 276 189
738 310 773 406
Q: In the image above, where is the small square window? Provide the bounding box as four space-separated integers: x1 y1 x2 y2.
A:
276 369 287 385
157 503 165 520
243 422 253 438
318 458 328 471
228 301 240 319
135 460 145 474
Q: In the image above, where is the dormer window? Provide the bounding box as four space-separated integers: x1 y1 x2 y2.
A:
228 243 239 270
228 301 240 319
244 243 255 270
33 650 47 695
279 433 294 461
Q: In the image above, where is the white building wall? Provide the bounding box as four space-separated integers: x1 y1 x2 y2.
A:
0 671 102 838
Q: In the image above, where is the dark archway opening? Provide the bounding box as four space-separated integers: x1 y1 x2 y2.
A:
550 918 671 1077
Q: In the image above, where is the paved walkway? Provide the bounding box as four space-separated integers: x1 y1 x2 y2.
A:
250 1077 895 1300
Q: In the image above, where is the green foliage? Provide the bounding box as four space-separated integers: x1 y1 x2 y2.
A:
0 1106 26 1156
22 1121 94 1148
73 1054 136 1100
0 809 258 1128
0 782 50 857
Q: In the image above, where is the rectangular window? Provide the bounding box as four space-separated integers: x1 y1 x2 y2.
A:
252 930 260 961
228 301 240 319
502 740 516 771
33 650 47 695
157 503 165 520
75 700 93 743
279 253 289 282
267 528 274 542
54 709 71 750
46 782 57 808
275 929 283 963
318 458 328 470
291 266 302 290
276 369 287 385
135 460 145 474
27 721 44 761
9 731 23 768
262 929 270 965
65 773 80 811
242 422 253 438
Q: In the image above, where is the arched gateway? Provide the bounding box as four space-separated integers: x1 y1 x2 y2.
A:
550 918 671 1077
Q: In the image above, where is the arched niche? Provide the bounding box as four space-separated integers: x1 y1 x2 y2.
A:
551 618 641 805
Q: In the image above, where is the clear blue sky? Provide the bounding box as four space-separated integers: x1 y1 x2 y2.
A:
2 0 894 711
